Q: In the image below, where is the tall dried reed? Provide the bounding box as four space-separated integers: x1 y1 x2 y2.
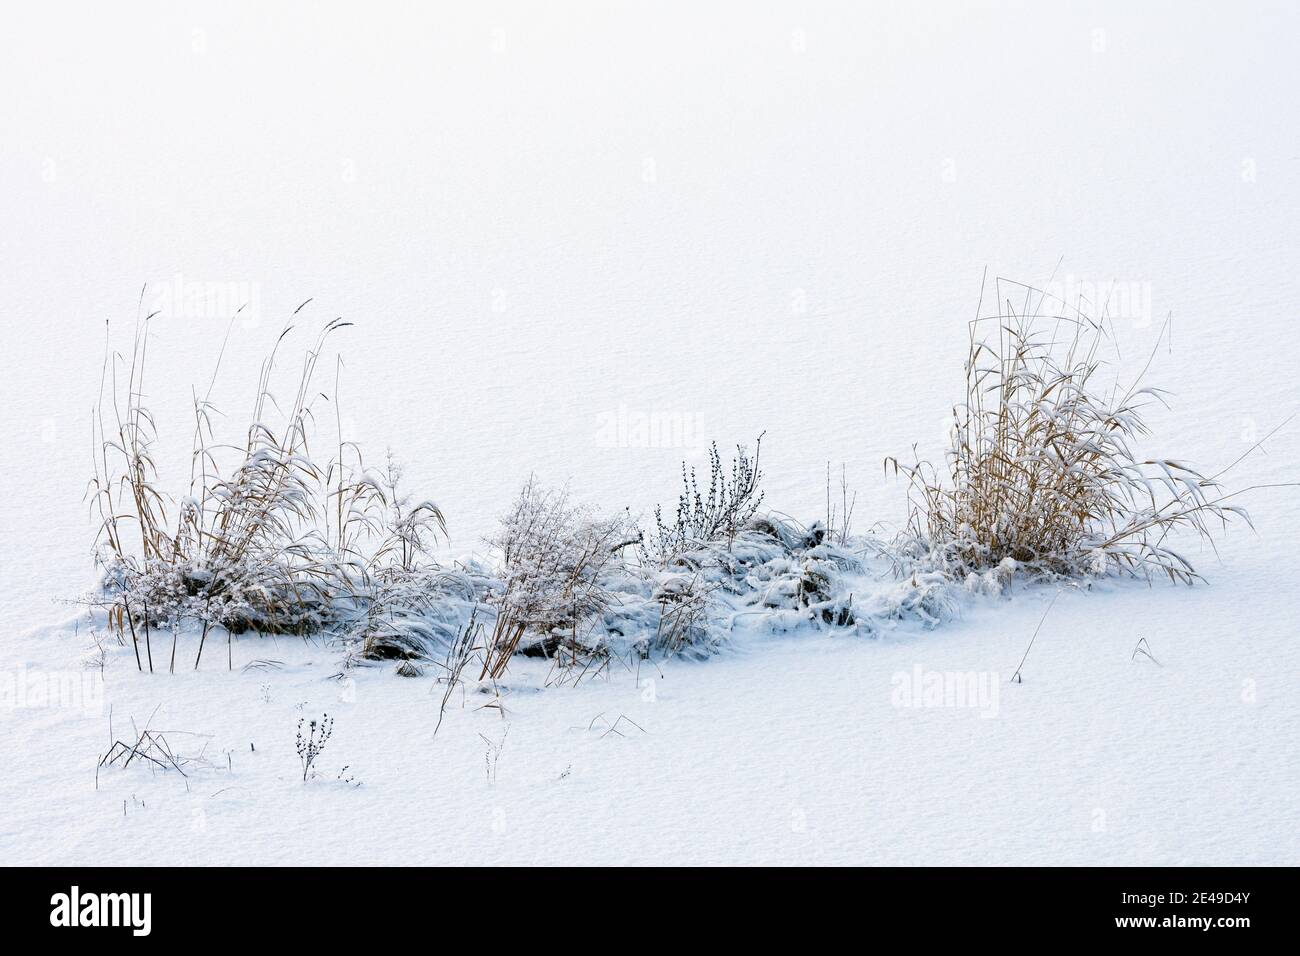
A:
89 294 445 668
888 278 1265 584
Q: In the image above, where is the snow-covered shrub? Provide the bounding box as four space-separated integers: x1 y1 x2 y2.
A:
530 511 950 670
642 434 765 563
859 570 960 628
635 515 885 642
715 518 877 630
888 280 1249 585
648 572 718 656
342 458 475 661
350 565 493 662
480 479 641 678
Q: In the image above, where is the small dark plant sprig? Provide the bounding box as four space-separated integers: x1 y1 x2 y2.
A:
295 713 334 782
643 433 765 563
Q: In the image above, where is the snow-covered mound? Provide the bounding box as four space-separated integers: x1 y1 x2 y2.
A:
348 514 968 679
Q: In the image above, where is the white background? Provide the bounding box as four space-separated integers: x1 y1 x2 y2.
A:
3 1 1299 866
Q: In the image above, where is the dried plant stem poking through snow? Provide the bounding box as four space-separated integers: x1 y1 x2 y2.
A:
296 714 333 782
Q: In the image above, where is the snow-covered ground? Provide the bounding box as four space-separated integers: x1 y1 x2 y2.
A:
2 2 1298 865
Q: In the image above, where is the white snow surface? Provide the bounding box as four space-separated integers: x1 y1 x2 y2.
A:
2 2 1298 865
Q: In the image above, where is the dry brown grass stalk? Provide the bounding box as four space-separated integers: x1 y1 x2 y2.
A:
89 294 446 669
887 277 1279 585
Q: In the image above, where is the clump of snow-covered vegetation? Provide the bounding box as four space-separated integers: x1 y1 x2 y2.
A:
84 283 1270 684
89 305 454 672
886 278 1262 587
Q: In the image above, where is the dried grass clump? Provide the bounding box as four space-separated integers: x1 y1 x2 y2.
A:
88 295 447 670
480 479 640 679
889 278 1254 585
351 566 488 661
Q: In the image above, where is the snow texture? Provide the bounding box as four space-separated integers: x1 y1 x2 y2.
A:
2 2 1298 865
